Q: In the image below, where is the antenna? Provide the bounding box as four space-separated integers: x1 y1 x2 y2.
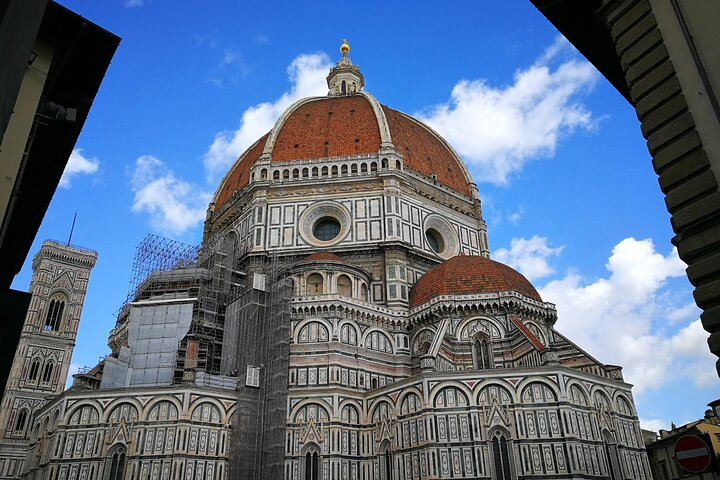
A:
67 212 77 246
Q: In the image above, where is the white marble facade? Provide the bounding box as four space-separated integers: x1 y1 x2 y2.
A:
20 45 651 480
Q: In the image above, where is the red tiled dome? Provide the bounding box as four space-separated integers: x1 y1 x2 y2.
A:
410 255 542 308
302 251 344 262
212 94 473 212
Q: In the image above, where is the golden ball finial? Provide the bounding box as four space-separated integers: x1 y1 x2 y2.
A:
340 38 350 55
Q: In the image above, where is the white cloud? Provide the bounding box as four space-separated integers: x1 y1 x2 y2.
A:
639 418 669 432
203 53 332 181
253 34 270 45
60 148 100 188
65 363 83 389
665 301 699 324
494 235 563 281
538 237 715 395
508 205 525 225
222 48 242 66
130 155 211 236
123 0 144 7
417 36 598 184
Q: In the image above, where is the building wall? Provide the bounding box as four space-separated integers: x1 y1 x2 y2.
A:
0 242 96 479
23 387 235 480
596 0 720 373
0 41 52 220
283 366 650 480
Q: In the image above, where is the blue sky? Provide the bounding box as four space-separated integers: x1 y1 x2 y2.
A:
16 0 717 429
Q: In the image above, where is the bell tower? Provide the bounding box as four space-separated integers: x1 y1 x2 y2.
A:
0 241 97 479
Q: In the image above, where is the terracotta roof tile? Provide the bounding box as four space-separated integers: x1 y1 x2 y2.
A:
272 96 380 162
303 251 344 262
382 106 471 196
410 255 542 308
213 95 474 212
214 133 269 208
509 315 545 351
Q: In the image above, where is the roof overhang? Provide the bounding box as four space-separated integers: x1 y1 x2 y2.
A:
0 1 120 288
530 0 632 102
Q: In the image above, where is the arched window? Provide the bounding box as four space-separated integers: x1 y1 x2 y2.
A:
28 359 40 382
44 294 65 331
273 170 280 181
41 362 54 384
341 165 348 175
603 429 621 480
474 337 493 369
359 282 368 301
336 275 352 297
492 433 512 480
305 451 319 480
106 444 127 480
14 409 28 432
341 80 346 95
307 274 324 295
380 442 393 480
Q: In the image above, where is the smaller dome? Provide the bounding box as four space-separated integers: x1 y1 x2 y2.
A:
410 255 542 308
302 251 344 263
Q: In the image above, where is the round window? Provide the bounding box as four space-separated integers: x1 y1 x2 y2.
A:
313 217 341 241
425 229 445 253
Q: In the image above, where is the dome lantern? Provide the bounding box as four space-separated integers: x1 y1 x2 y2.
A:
327 38 364 96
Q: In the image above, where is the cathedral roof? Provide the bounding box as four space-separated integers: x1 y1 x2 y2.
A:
212 44 474 212
302 251 344 262
410 255 542 308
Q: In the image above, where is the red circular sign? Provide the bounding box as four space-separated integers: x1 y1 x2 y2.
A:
674 435 711 473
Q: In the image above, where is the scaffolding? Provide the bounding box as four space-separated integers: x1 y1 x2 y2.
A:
120 233 294 478
229 254 293 480
122 234 199 308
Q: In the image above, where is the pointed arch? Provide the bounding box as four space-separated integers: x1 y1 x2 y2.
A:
28 358 41 382
602 428 622 479
490 429 513 480
472 334 494 370
14 409 28 433
379 439 393 480
41 361 54 384
43 293 67 331
105 443 128 480
302 443 321 480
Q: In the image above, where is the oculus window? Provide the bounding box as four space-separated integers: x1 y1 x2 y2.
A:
313 217 341 241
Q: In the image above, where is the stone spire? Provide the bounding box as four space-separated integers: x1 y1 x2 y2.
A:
326 39 364 96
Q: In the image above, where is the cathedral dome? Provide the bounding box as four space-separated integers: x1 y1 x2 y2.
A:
302 251 344 263
410 255 542 308
212 83 474 212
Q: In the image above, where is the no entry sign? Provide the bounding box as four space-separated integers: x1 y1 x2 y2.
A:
674 434 712 473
